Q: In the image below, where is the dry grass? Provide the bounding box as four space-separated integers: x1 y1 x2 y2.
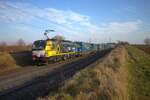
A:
0 52 18 73
0 45 31 53
38 46 129 100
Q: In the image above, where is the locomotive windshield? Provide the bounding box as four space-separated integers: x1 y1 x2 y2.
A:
32 40 46 50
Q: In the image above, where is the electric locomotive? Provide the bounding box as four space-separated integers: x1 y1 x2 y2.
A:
32 30 100 65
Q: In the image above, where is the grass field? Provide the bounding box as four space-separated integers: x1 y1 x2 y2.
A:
0 45 31 53
126 46 150 100
38 45 150 100
133 45 150 55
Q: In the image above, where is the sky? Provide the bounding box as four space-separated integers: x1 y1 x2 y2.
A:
0 0 150 44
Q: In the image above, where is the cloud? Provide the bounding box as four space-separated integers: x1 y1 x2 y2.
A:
99 20 142 34
0 1 91 35
88 20 142 43
0 1 143 43
0 1 90 25
0 2 36 23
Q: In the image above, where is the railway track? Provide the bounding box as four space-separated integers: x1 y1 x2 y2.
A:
0 49 111 100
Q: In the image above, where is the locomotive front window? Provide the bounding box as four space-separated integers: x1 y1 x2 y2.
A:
32 40 46 50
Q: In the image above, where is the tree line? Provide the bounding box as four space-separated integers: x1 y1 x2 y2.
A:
0 39 31 53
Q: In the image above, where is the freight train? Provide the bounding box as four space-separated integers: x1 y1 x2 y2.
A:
31 30 115 65
32 38 100 64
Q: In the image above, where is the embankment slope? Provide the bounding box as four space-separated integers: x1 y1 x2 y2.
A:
0 52 18 73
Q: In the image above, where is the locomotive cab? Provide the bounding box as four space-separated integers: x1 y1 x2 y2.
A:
32 39 60 62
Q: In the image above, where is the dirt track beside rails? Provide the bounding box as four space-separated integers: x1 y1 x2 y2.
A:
0 49 112 100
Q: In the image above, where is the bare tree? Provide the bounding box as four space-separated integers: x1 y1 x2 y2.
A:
144 38 150 45
52 35 65 41
0 41 7 52
0 41 7 46
16 39 26 46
